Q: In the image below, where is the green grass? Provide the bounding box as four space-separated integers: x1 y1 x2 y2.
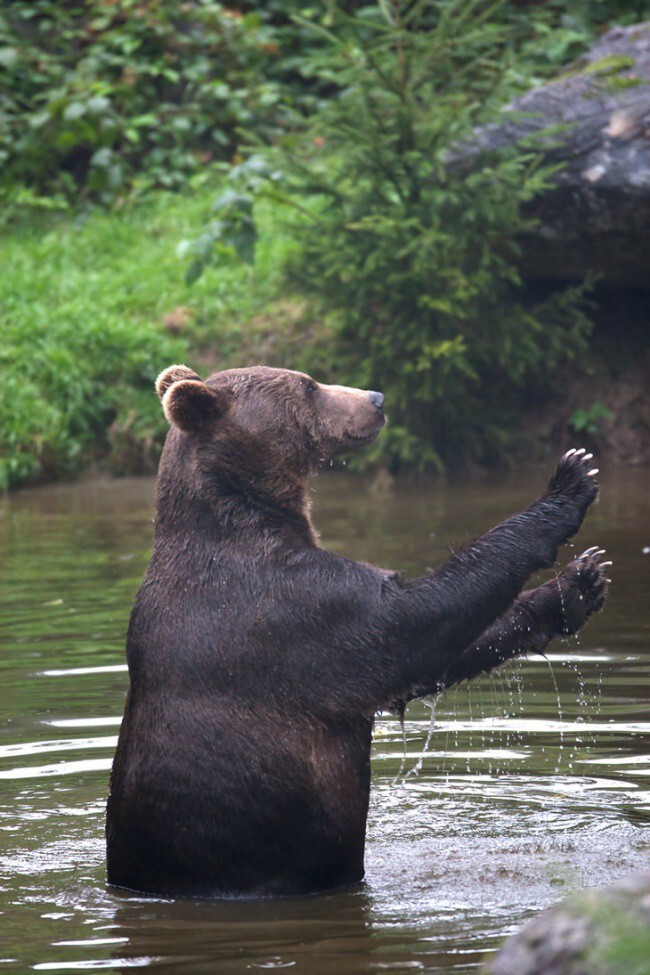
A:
0 185 307 490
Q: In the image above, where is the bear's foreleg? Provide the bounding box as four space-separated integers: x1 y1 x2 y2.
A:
384 449 601 692
438 548 610 690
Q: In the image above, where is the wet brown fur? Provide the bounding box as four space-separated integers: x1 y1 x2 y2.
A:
106 365 608 899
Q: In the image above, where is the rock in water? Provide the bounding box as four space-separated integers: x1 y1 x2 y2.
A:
487 872 650 975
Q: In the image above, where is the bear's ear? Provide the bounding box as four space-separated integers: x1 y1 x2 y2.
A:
162 379 229 433
155 364 202 400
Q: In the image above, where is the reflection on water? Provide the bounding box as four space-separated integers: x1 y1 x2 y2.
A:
1 467 648 973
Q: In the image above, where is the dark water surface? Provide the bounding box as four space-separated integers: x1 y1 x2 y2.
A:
1 466 648 973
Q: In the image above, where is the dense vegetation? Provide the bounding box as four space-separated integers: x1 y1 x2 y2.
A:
0 189 303 490
0 1 280 206
189 4 596 469
1 0 645 488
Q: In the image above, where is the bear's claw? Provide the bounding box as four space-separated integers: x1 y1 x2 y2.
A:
547 447 600 511
558 548 610 633
578 546 606 560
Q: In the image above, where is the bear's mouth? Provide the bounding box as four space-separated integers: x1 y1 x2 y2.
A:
342 416 386 448
344 430 379 445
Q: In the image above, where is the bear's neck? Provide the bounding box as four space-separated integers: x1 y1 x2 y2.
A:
153 468 319 552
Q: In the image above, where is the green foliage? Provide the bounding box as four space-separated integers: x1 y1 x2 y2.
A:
569 401 614 435
186 1 594 469
0 1 281 205
0 187 308 491
180 184 259 284
0 0 644 210
0 202 186 489
0 318 177 491
1 0 644 486
2 0 639 211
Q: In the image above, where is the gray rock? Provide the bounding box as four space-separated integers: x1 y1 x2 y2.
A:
487 872 650 975
466 24 650 287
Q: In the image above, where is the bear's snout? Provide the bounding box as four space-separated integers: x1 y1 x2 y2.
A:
315 382 386 453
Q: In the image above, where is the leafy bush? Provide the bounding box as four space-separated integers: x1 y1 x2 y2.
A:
0 319 181 490
184 1 595 469
0 1 281 205
569 401 614 436
0 186 307 491
1 0 643 209
0 198 190 490
1 1 643 487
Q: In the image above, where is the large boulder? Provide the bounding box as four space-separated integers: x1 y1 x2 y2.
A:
486 872 650 975
470 23 650 288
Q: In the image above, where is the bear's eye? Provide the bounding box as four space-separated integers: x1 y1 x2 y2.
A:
304 381 318 396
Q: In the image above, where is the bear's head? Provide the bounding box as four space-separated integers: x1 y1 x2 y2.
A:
153 365 386 532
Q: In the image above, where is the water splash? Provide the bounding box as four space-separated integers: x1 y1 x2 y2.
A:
465 684 474 773
406 693 440 778
561 656 599 767
440 686 458 776
391 716 409 785
544 655 565 772
556 576 567 634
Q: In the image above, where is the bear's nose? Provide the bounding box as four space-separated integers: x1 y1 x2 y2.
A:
368 391 385 411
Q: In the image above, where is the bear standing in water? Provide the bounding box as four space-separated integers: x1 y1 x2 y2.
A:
106 364 609 898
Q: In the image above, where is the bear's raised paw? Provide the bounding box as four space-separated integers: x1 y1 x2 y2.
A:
557 547 611 636
546 447 599 510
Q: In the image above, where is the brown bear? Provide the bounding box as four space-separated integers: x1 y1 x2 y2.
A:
106 364 609 899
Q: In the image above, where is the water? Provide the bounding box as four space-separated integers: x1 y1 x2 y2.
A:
1 466 648 973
